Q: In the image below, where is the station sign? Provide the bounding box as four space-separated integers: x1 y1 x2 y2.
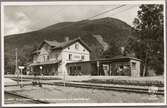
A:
74 55 80 59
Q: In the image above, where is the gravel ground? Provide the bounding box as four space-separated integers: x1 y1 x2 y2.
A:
5 85 164 104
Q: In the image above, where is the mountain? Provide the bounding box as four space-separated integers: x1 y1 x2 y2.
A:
4 17 134 67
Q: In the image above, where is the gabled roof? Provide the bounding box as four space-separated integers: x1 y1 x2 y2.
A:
39 37 91 52
32 50 40 55
44 40 62 47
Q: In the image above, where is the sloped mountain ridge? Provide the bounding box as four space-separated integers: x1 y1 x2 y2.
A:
4 17 134 61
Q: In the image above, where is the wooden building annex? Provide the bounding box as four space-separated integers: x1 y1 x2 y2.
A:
66 55 142 77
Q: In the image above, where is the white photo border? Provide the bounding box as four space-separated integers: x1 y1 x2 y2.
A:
1 0 166 107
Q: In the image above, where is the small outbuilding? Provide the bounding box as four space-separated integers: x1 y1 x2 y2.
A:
66 55 142 77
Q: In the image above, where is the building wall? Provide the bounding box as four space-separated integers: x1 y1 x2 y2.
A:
32 41 90 76
49 50 62 62
130 60 141 77
33 43 63 63
67 62 96 76
66 59 141 77
33 43 50 63
60 42 90 75
62 42 90 62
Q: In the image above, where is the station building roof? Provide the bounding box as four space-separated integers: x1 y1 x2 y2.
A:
66 55 142 65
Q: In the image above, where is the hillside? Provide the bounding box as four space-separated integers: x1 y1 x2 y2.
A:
4 17 134 67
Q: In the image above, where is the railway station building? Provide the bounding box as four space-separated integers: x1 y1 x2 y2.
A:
29 37 91 76
29 37 142 77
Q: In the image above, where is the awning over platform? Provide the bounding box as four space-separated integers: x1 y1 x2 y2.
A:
29 61 59 66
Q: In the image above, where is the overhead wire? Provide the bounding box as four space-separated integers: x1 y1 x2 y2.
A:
87 5 126 20
51 5 127 30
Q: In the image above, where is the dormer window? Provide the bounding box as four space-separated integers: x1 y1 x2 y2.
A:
75 43 79 49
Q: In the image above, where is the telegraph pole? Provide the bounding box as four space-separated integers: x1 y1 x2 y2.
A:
15 48 19 86
63 70 66 87
15 48 18 74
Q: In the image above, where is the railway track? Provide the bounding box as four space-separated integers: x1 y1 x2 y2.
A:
5 91 49 104
43 81 164 95
5 80 164 96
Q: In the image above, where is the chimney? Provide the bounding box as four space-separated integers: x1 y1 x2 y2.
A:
65 37 69 42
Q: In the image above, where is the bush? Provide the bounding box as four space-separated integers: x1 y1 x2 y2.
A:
82 79 164 87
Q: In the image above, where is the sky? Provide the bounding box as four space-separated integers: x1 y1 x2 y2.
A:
4 4 140 36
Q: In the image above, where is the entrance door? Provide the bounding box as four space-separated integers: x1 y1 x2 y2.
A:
103 64 109 76
69 66 73 75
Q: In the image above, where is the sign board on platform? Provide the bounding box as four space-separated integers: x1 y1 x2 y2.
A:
97 61 100 67
40 66 43 69
18 66 24 69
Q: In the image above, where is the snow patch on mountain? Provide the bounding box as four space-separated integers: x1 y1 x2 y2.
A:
93 34 109 51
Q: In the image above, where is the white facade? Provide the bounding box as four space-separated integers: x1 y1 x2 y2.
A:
60 42 90 75
130 59 141 77
31 38 90 76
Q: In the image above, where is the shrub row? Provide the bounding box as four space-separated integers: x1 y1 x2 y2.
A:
82 79 164 87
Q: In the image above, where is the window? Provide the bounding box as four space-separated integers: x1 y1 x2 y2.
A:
55 53 59 59
44 55 48 61
68 47 70 50
81 55 84 60
69 67 73 75
69 54 72 60
77 66 81 70
73 66 76 70
120 65 123 69
43 55 45 62
83 49 85 52
75 43 79 49
103 65 109 70
47 56 49 60
132 62 136 69
41 55 44 62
